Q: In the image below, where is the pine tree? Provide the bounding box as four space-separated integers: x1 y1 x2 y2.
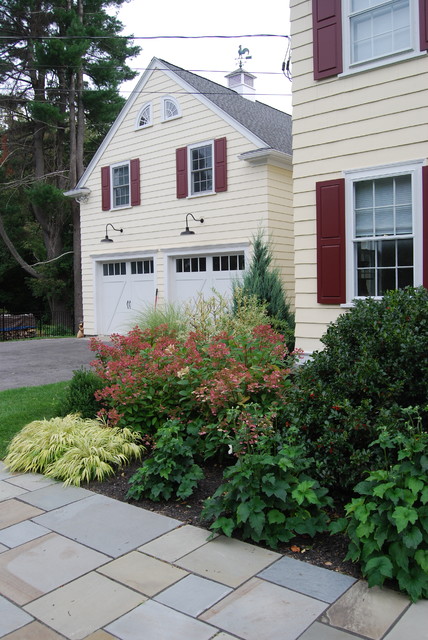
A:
0 0 140 324
235 230 295 347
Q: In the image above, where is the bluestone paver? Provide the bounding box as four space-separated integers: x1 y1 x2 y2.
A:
0 532 109 605
105 599 216 640
23 572 145 640
139 524 215 562
0 620 67 639
321 581 409 640
176 535 280 587
0 596 33 638
33 493 180 557
299 621 369 639
5 473 57 492
97 550 188 596
0 500 43 530
154 573 233 616
258 556 356 603
18 483 93 511
0 520 50 548
383 600 428 639
0 482 27 501
200 576 327 640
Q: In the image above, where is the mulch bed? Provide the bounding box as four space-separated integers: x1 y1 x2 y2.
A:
87 460 362 579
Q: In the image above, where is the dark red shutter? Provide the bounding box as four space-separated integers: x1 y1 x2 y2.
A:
101 166 110 211
214 137 227 192
130 158 140 206
176 147 188 198
316 178 346 304
312 0 343 80
423 166 428 287
420 0 428 50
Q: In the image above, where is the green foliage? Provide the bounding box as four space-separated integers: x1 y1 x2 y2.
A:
126 420 204 501
334 431 428 601
201 441 332 548
0 381 68 459
286 287 428 488
4 414 143 486
235 230 294 348
57 368 104 418
134 303 189 339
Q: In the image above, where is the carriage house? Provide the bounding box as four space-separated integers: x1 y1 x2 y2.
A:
66 58 293 336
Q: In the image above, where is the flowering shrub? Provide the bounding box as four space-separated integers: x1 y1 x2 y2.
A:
89 324 298 459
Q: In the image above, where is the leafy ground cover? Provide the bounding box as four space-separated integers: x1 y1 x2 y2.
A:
2 287 428 601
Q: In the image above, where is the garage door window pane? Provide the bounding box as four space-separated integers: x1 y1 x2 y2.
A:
103 262 126 277
213 256 220 271
183 258 191 272
199 257 206 271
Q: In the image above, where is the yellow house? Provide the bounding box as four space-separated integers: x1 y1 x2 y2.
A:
291 0 428 357
66 58 293 336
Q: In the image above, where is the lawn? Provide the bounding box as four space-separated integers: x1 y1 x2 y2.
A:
0 381 68 459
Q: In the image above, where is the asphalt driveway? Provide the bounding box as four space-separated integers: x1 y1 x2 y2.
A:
0 338 96 391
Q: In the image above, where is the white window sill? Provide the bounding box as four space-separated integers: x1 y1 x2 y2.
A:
187 191 216 199
339 50 426 78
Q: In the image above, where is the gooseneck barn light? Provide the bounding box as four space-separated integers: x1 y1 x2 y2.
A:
101 223 123 243
180 213 204 236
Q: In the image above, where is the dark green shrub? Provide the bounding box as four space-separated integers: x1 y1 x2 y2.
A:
126 420 204 501
57 368 104 418
286 287 428 488
331 430 428 602
201 441 332 549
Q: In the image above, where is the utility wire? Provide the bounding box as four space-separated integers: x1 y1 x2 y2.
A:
1 33 289 40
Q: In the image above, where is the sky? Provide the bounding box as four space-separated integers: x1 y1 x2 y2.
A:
115 0 292 114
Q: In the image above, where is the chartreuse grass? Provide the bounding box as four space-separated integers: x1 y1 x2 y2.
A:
4 414 143 486
0 381 68 460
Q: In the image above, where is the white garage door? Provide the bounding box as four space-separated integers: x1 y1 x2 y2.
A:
97 259 155 335
172 252 245 304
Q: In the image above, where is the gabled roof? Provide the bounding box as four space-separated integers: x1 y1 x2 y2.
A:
158 60 292 156
72 57 292 191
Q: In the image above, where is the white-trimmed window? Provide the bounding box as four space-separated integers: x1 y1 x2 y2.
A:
136 102 152 129
188 141 213 195
345 161 423 300
343 0 420 71
162 97 181 121
111 162 130 208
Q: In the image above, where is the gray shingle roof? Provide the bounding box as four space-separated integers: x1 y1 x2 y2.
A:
159 59 292 156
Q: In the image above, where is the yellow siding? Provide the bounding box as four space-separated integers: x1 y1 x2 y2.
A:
290 0 428 353
79 66 293 334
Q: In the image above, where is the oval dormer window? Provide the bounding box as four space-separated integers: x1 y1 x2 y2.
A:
137 103 152 129
162 97 180 121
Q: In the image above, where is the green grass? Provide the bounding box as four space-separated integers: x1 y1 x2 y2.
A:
0 381 68 460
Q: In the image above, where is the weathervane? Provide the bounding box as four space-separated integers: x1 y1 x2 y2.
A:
237 45 252 69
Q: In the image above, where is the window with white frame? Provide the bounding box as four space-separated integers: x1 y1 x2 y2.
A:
162 97 180 121
112 162 130 208
136 103 152 128
343 0 419 71
189 142 213 195
346 162 423 299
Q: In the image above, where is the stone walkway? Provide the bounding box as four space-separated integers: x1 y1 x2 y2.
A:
0 461 426 640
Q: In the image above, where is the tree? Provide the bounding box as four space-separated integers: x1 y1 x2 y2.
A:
0 0 140 323
235 230 295 347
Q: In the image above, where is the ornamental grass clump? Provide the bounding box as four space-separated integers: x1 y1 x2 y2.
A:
4 414 143 486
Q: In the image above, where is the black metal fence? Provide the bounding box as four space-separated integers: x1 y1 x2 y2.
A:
0 312 75 341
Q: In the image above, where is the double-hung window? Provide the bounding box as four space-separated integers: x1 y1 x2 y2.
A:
346 161 423 299
112 162 130 208
189 142 213 195
349 0 412 64
312 0 427 79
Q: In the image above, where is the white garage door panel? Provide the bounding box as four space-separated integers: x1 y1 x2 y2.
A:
97 260 154 335
172 253 245 304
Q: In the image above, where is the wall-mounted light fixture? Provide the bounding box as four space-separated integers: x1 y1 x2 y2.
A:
180 213 204 236
101 223 123 243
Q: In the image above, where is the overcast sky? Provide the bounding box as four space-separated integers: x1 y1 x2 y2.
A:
116 0 292 114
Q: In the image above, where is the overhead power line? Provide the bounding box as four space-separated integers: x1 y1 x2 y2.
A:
1 33 289 41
